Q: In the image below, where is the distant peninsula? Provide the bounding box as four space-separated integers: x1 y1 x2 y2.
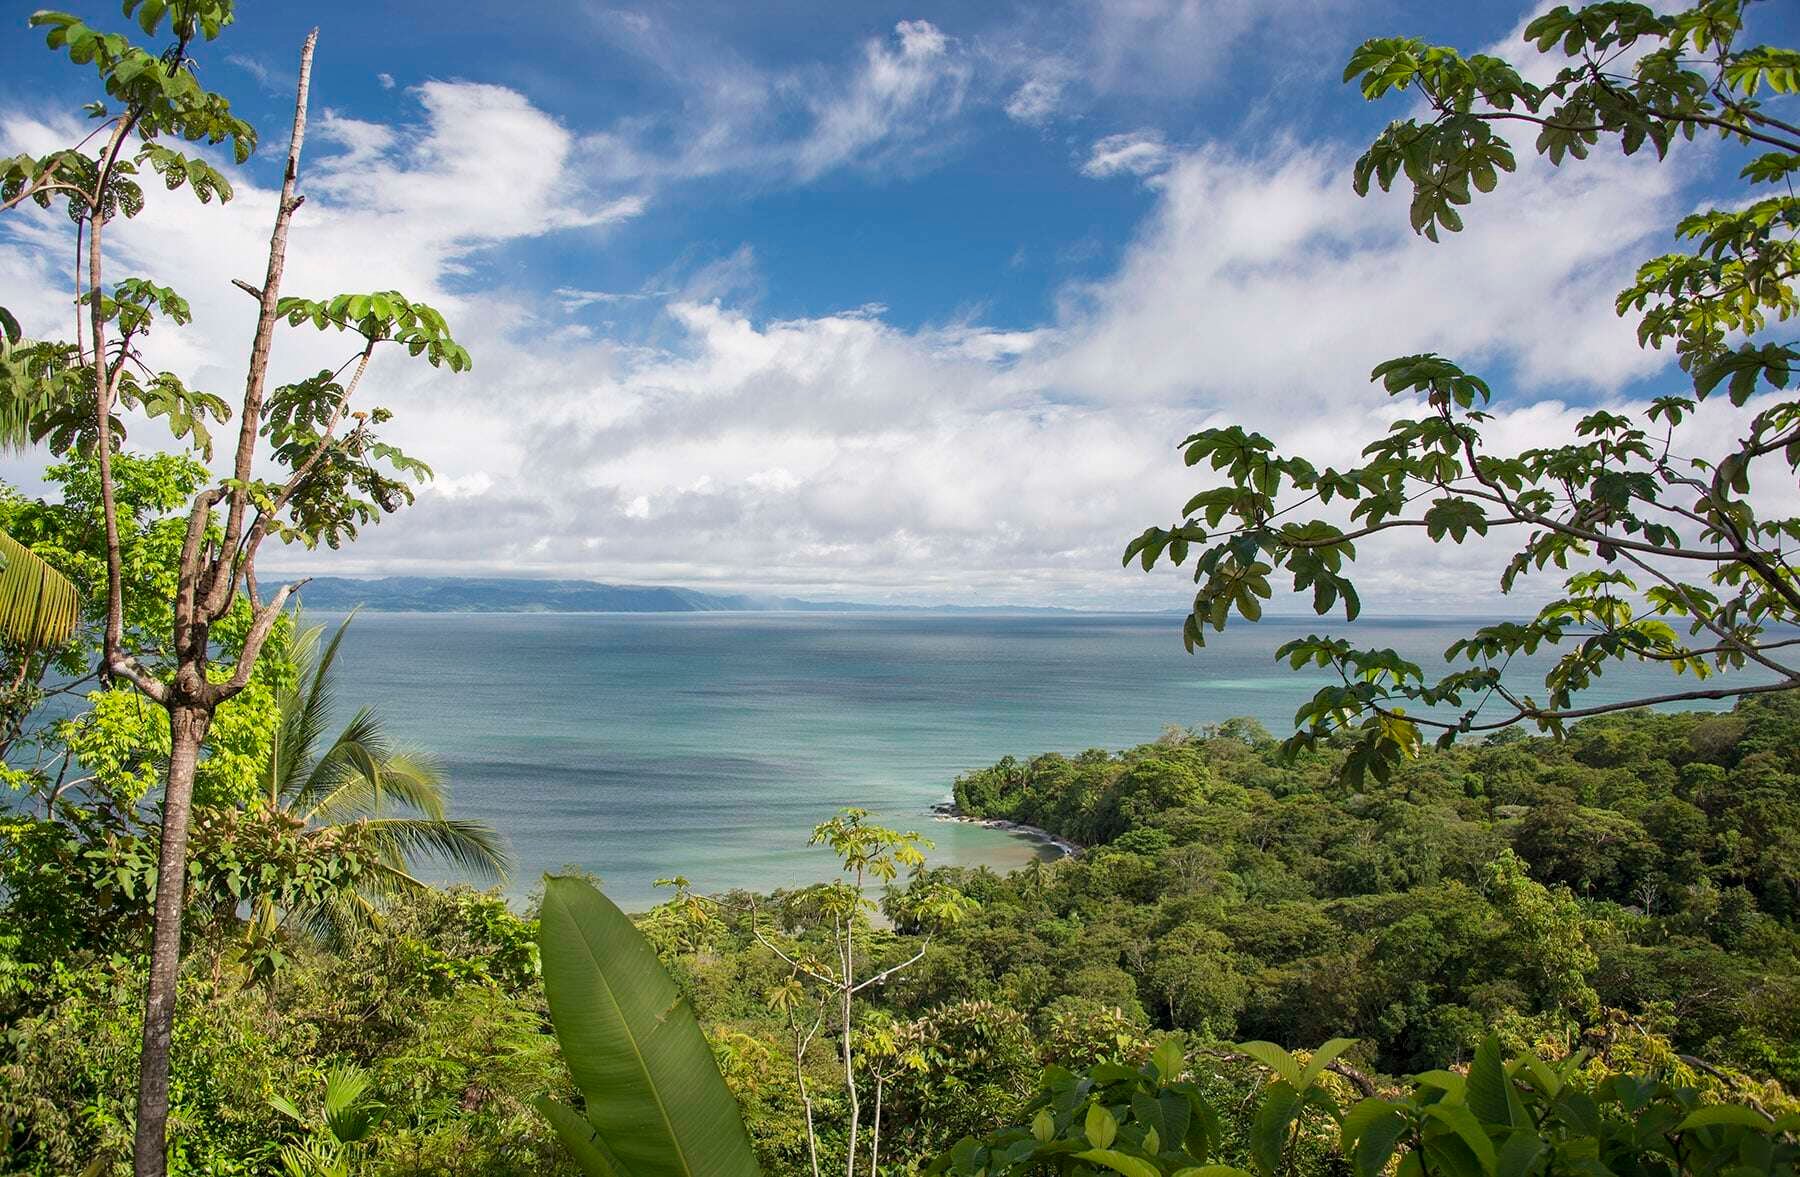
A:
283 576 1082 615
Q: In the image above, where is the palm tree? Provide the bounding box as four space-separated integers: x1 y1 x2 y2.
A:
254 612 512 940
0 530 81 765
0 329 81 750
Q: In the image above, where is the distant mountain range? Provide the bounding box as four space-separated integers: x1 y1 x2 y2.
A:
282 576 1079 615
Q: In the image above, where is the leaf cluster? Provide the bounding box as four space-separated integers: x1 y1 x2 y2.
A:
1132 2 1800 785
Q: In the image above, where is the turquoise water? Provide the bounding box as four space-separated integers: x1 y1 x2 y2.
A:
315 612 1748 909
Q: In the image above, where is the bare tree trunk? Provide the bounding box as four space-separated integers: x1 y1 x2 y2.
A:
793 1015 823 1177
840 913 859 1177
124 35 315 1176
868 1074 884 1176
132 701 210 1177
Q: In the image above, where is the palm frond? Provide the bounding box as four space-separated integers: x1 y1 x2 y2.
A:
267 620 327 803
355 817 512 883
0 530 79 653
308 752 447 826
251 610 514 943
376 753 448 820
292 707 388 817
294 611 356 759
287 887 382 948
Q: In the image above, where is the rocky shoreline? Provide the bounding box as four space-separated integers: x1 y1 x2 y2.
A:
928 802 1081 858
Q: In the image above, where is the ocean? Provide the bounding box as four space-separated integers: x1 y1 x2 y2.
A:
313 611 1749 910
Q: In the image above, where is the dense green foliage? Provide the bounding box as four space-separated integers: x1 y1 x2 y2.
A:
4 2 1800 1174
936 1035 1800 1177
0 886 567 1175
7 698 1799 1172
945 705 1800 1079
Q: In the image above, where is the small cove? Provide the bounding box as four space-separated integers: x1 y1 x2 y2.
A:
314 610 1761 909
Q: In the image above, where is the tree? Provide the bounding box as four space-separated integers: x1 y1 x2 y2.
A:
252 613 511 943
0 452 217 787
250 619 511 950
749 809 976 1177
1 5 469 1171
1485 848 1601 1027
1127 1 1800 784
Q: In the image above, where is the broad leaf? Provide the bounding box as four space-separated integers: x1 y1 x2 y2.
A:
538 875 759 1177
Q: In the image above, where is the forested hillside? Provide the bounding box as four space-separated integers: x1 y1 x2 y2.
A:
8 702 1798 1173
6 0 1800 1173
943 703 1799 1079
630 702 1800 1167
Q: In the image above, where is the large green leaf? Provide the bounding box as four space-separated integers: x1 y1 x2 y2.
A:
1297 1038 1358 1091
1249 1080 1303 1177
1464 1035 1515 1128
537 1097 625 1177
0 530 78 652
538 875 759 1177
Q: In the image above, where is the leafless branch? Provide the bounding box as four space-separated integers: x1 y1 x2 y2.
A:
204 27 318 621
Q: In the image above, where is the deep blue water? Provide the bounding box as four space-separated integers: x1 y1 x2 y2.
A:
314 611 1753 909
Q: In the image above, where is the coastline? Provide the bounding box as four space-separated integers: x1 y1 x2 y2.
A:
928 802 1081 859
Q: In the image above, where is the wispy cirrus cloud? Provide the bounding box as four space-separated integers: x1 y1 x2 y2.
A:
791 20 971 180
578 17 971 192
1002 55 1077 125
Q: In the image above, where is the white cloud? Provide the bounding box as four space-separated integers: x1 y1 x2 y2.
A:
1081 129 1173 179
1085 0 1341 98
226 53 283 93
578 16 972 191
1003 55 1076 124
556 287 664 312
1048 134 1675 413
309 83 646 245
793 20 970 180
0 47 1719 611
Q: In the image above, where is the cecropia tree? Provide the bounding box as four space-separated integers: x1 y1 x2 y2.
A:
0 3 469 1172
1129 1 1800 784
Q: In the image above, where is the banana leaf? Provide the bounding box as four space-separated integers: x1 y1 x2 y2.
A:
538 875 759 1176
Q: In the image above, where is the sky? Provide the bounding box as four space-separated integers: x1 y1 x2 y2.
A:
3 0 1797 610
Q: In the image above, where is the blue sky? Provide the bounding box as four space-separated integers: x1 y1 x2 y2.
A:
3 1 1796 607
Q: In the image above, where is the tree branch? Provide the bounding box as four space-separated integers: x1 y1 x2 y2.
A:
204 28 318 620
1615 546 1800 680
851 939 931 994
201 579 307 706
90 108 142 690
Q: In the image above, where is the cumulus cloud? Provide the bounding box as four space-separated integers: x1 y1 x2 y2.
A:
1081 129 1174 179
0 32 1720 611
310 83 646 244
1049 134 1675 412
